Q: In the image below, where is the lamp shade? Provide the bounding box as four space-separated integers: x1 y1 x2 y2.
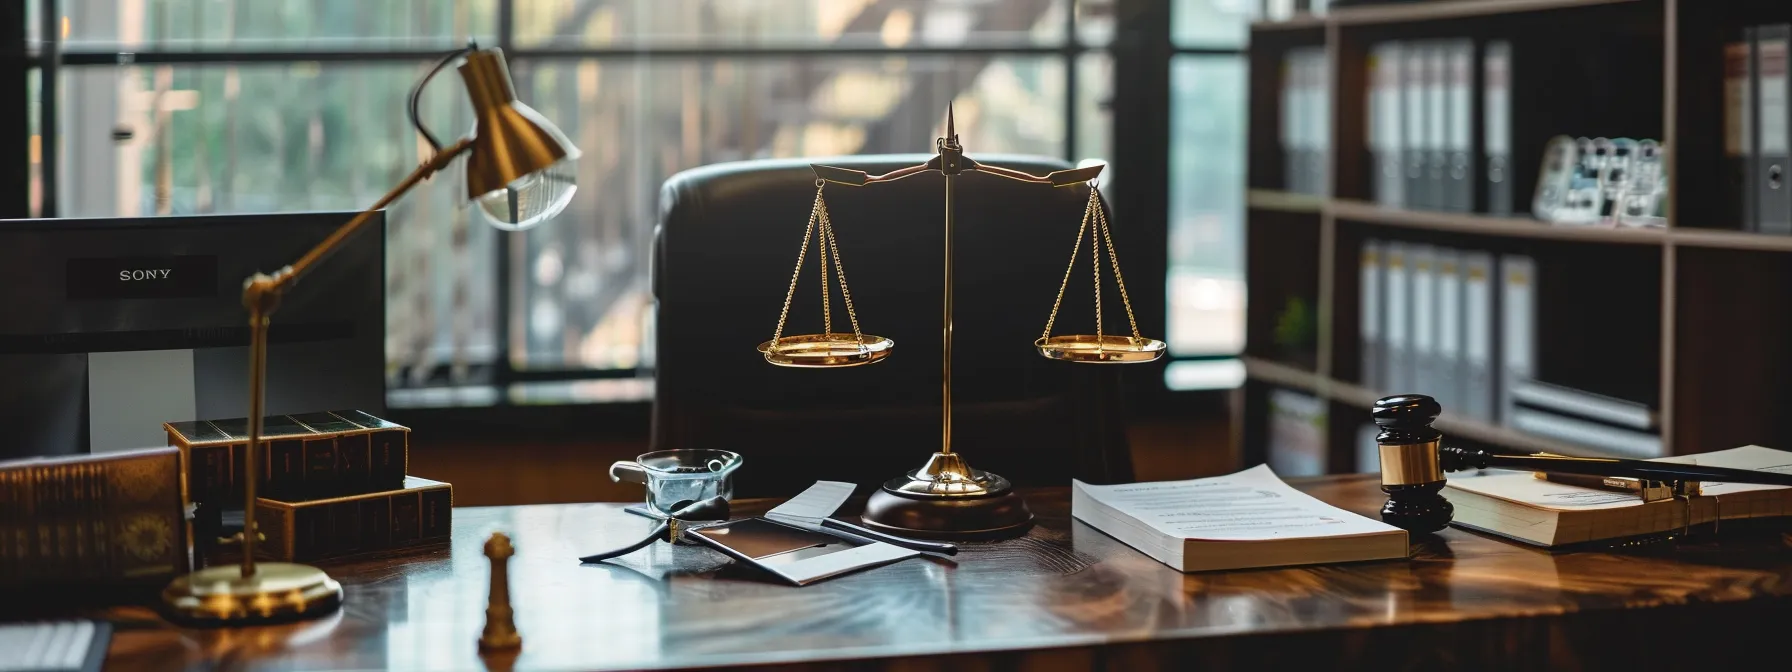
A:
458 48 582 230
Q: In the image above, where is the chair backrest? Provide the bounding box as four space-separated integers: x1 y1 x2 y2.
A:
653 155 1132 497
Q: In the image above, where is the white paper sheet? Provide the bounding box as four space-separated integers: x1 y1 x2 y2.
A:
1654 445 1792 496
1073 465 1401 541
765 480 857 524
753 480 917 585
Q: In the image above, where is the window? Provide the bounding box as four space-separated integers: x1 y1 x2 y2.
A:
24 0 1251 403
1164 0 1252 390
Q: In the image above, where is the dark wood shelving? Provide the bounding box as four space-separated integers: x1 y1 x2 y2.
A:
1239 195 1792 252
1247 189 1326 214
1328 0 1643 25
1241 356 1322 393
1250 13 1328 32
1669 227 1792 253
1242 2 1792 472
1328 200 1667 245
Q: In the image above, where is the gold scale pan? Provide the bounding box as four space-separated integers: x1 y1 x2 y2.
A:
757 107 1165 368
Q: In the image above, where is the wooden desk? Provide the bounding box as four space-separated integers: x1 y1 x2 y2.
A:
99 476 1790 670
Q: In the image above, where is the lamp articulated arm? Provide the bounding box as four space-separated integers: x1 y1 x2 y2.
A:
233 136 473 575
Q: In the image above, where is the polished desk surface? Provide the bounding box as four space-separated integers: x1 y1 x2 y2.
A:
100 475 1792 670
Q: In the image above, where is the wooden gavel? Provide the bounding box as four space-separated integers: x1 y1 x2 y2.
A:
1371 393 1792 534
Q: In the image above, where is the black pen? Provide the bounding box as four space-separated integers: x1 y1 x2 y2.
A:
818 517 958 556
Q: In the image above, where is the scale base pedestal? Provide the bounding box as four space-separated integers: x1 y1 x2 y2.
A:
859 452 1034 540
162 562 344 626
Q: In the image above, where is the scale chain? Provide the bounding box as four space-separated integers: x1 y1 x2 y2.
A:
819 189 833 338
1093 187 1143 341
1040 187 1096 341
1090 187 1103 345
818 199 867 345
770 186 824 344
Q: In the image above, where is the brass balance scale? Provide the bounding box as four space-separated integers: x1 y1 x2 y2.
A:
755 106 1165 539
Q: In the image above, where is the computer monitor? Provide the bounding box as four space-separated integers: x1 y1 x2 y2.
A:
0 212 386 459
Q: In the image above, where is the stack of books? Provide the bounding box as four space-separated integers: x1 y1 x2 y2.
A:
165 411 451 563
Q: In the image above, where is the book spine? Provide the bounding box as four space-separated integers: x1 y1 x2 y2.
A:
1499 255 1536 425
1485 41 1512 216
1360 240 1383 390
1435 248 1464 412
255 483 452 563
369 429 409 491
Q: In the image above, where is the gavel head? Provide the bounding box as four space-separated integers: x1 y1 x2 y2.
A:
1373 394 1453 533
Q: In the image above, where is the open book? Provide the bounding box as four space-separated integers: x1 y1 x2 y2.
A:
1443 445 1792 547
1072 465 1409 572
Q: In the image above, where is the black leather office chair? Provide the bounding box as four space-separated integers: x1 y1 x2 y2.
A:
652 155 1133 497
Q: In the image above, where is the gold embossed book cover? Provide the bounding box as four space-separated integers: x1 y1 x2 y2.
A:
0 446 188 586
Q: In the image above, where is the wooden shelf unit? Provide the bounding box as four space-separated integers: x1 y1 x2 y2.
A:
1239 0 1792 472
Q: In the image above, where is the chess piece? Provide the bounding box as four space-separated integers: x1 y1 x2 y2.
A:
1373 394 1453 533
479 532 522 653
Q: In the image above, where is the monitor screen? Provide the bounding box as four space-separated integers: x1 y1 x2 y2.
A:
0 212 385 459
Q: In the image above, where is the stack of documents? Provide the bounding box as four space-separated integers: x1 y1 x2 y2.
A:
1073 465 1408 572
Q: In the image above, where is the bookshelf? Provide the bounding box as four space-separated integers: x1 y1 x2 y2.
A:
1239 0 1792 471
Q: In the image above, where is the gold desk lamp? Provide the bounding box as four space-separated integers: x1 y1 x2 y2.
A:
162 44 580 624
758 105 1164 540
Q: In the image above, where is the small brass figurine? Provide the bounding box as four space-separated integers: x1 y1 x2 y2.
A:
479 532 522 653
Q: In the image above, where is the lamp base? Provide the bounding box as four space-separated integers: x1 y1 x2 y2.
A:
162 562 343 626
859 452 1034 540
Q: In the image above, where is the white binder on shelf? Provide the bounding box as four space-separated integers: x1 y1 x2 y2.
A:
1310 50 1331 196
1282 50 1306 194
1267 388 1328 478
1403 43 1431 210
1425 43 1449 213
1462 252 1496 422
1443 39 1475 213
1485 41 1513 216
1508 407 1663 459
1360 240 1383 391
1498 255 1536 425
1383 241 1411 393
1433 248 1463 412
1370 42 1405 207
1409 245 1437 400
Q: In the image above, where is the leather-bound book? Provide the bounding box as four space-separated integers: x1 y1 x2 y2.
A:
163 410 408 505
251 476 452 563
0 447 189 587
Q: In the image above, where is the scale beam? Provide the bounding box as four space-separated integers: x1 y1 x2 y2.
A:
810 160 1103 188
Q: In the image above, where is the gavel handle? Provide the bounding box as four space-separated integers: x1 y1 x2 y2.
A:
578 521 669 563
1441 447 1792 487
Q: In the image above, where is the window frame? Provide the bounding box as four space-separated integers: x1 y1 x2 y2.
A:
11 0 1245 411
